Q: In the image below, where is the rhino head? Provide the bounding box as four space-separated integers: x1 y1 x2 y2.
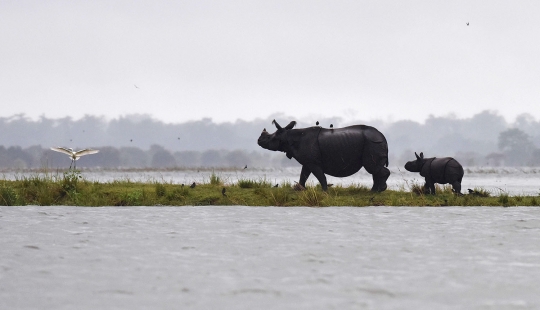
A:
404 152 425 172
257 120 297 153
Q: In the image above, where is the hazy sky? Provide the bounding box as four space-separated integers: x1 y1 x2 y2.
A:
1 1 539 124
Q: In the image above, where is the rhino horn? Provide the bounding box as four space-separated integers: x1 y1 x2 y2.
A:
284 121 297 130
272 119 282 130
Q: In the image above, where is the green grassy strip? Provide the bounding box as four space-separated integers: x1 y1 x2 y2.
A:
1 171 539 207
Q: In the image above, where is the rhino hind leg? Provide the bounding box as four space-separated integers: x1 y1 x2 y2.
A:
451 181 462 195
371 166 390 192
362 140 390 192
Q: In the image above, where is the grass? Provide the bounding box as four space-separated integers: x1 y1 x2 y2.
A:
1 170 540 207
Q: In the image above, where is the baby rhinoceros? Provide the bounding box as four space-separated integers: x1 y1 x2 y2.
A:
404 152 464 195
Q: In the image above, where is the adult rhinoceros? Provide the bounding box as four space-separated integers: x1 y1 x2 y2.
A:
257 120 390 191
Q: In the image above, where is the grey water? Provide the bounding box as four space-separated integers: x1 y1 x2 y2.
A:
1 206 540 310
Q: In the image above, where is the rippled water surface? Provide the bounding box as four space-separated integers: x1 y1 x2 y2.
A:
1 206 540 309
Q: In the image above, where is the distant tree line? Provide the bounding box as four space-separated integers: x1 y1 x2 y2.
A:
2 111 540 168
0 144 298 169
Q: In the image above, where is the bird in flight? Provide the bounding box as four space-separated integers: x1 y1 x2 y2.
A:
50 147 99 169
134 84 139 89
466 22 469 26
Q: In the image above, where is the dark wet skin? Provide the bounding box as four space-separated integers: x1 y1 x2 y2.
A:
258 120 390 192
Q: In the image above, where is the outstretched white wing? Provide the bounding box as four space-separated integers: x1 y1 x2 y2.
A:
50 147 74 156
74 149 99 159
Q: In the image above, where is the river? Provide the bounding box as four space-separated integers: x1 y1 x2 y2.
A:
1 206 539 309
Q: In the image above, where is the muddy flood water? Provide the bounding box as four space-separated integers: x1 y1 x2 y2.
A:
1 206 540 309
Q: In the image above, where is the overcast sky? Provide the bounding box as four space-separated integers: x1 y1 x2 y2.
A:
1 1 539 124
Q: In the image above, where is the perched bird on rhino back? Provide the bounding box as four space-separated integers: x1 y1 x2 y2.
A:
404 152 464 195
257 120 390 192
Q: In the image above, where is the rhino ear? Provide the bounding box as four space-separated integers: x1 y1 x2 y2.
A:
272 119 282 130
420 152 424 159
284 121 296 130
415 152 420 160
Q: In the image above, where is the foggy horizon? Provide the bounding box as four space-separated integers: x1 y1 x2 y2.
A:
2 108 539 126
2 1 540 124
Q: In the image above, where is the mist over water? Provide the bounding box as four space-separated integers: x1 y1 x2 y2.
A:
2 110 540 169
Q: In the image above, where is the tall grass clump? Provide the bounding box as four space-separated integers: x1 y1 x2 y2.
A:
498 194 510 206
155 182 166 197
61 170 82 194
410 183 425 195
268 187 292 206
209 172 222 186
237 178 272 188
0 183 19 206
299 187 327 207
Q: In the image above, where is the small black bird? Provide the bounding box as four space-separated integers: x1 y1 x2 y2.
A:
316 121 319 126
243 165 247 169
130 139 133 142
466 22 469 26
330 124 334 129
181 184 184 187
190 182 196 188
222 188 227 197
274 184 278 188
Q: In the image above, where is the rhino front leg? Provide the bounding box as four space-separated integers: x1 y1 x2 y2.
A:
424 179 436 194
307 165 328 191
298 166 312 188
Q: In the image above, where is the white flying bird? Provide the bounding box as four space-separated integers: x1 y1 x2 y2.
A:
50 147 99 169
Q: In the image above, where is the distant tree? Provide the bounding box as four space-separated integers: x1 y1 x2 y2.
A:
174 151 200 167
530 149 540 166
224 150 251 168
3 146 33 168
24 145 45 168
498 128 535 166
151 150 176 168
82 146 121 168
118 147 148 168
201 150 225 167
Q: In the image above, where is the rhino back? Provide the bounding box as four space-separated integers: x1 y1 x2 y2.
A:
422 157 464 183
318 126 366 176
